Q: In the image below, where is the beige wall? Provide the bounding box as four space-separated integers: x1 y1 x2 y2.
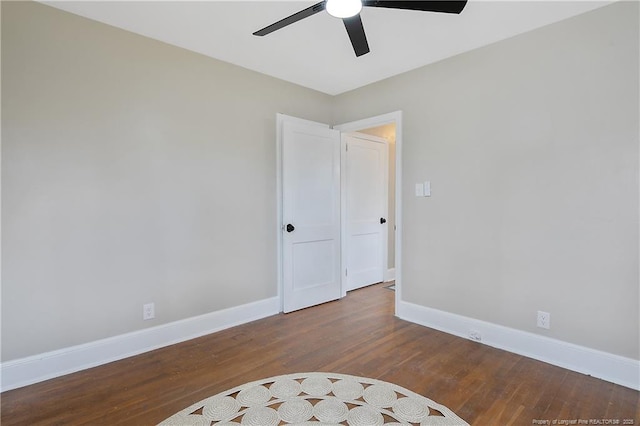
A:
333 1 639 359
1 2 333 361
2 0 638 365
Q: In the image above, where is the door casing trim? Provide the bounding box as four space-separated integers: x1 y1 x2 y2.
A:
334 111 403 315
276 111 403 314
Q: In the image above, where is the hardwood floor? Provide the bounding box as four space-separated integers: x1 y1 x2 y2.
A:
2 283 638 425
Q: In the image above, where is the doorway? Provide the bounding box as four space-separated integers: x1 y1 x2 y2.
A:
277 111 403 314
335 112 401 312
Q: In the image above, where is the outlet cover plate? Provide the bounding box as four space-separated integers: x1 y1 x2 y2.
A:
469 330 482 341
537 311 550 329
143 303 155 320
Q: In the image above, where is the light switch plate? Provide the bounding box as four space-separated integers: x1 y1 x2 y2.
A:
424 181 431 197
415 183 424 197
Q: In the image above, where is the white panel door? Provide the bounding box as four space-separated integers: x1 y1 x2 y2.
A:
282 121 342 313
345 133 388 291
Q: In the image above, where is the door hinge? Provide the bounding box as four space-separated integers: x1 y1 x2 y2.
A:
345 268 348 276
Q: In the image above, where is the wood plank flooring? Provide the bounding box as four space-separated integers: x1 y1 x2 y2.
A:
2 283 638 425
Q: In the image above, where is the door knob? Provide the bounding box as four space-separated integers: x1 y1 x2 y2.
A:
380 218 387 224
286 224 295 232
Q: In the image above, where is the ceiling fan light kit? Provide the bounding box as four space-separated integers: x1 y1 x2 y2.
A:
326 0 363 18
253 0 468 57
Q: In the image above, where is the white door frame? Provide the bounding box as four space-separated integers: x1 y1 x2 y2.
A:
334 111 403 315
277 111 403 314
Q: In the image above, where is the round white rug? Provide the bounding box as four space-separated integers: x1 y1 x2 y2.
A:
159 372 469 425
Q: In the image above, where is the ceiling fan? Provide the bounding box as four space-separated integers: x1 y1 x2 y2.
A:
253 0 468 57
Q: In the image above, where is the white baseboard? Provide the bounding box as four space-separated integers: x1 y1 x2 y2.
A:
1 296 280 392
397 300 640 391
385 268 396 282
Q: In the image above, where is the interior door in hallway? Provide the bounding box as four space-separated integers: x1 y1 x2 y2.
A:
344 133 388 291
282 120 342 313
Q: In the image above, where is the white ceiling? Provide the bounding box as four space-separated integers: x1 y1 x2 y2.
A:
44 1 611 95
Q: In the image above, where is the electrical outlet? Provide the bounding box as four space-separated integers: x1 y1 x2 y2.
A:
469 330 482 342
537 311 550 329
143 303 155 320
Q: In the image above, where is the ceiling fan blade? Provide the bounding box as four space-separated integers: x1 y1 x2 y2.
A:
253 1 326 36
343 15 370 57
363 1 467 14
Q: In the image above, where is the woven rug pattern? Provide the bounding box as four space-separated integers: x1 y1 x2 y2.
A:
159 372 468 425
